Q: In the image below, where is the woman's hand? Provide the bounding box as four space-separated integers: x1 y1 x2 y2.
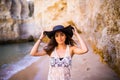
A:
72 27 88 55
39 31 46 40
72 27 79 36
30 30 47 56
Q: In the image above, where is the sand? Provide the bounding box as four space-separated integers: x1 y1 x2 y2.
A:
9 56 49 80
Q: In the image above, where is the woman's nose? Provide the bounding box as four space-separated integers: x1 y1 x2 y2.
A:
58 35 62 39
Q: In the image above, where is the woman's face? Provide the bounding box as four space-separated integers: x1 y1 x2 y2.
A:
55 31 66 45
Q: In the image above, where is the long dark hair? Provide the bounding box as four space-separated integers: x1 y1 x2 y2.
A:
44 31 76 56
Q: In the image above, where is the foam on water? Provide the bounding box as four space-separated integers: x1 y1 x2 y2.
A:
0 55 40 80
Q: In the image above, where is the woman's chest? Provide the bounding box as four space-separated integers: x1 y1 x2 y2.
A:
50 57 72 67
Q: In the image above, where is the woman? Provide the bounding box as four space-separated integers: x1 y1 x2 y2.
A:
30 25 88 80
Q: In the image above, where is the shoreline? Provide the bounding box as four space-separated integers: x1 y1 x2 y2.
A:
9 56 49 80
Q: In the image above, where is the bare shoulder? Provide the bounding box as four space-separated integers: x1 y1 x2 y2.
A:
69 45 76 50
69 45 88 55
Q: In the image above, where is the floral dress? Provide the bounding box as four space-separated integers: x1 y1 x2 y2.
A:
48 45 72 80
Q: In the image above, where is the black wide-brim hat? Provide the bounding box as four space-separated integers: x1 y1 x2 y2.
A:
44 25 74 39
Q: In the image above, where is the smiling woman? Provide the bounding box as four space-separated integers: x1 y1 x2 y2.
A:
30 25 88 80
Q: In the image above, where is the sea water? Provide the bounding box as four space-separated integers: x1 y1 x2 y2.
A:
0 42 41 80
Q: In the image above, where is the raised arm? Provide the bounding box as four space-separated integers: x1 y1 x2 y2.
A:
30 31 47 56
72 27 88 55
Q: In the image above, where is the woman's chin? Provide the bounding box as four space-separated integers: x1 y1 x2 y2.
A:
57 42 65 45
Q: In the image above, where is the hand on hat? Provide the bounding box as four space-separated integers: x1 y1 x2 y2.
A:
72 27 79 36
39 31 46 40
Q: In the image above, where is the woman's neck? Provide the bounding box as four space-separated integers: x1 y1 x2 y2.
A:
57 43 67 49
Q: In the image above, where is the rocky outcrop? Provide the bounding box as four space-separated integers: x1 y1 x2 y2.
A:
0 0 34 44
34 0 120 76
10 0 29 19
95 0 120 75
28 1 34 17
0 0 19 42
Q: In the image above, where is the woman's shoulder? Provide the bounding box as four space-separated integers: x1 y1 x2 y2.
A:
69 45 77 52
69 45 76 49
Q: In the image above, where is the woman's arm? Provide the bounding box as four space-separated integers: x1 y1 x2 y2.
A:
72 28 88 55
30 31 47 56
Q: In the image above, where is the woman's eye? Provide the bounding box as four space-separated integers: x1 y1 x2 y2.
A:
55 32 65 37
61 34 64 36
55 34 58 37
60 33 65 36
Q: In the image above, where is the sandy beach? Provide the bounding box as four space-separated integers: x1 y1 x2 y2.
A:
9 56 49 80
9 44 120 80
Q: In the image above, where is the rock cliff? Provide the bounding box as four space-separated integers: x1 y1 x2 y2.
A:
0 0 34 43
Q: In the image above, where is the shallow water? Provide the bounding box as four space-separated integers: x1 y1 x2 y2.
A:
0 42 40 80
0 42 34 66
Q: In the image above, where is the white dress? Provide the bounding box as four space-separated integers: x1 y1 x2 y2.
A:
48 45 72 80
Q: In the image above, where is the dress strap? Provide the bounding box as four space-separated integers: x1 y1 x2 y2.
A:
65 45 71 57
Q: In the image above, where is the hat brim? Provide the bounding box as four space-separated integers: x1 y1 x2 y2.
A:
44 25 74 39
